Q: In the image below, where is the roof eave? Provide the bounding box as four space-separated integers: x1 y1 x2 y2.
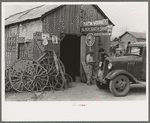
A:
41 5 64 19
5 17 41 27
93 5 115 26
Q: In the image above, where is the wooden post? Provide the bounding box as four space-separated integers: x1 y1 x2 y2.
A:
80 35 89 82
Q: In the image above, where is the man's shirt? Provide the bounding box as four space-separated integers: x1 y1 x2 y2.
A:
86 54 94 65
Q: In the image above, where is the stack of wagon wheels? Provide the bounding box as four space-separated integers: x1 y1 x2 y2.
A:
8 59 49 92
38 50 66 91
6 50 73 93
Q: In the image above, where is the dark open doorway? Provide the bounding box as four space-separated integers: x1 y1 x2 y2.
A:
60 35 80 81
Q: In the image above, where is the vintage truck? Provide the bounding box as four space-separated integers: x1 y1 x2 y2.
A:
96 42 146 96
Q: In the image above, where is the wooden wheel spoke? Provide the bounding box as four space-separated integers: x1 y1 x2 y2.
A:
37 67 43 75
35 65 39 75
11 78 20 82
28 81 34 89
56 81 62 86
5 81 10 86
43 60 47 66
12 81 21 85
24 80 32 85
23 74 32 77
35 82 39 91
16 82 22 90
24 68 32 75
12 81 21 89
37 81 42 90
47 57 50 69
38 80 46 86
31 82 35 90
38 70 46 76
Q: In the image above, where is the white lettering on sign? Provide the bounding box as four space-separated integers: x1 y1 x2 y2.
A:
83 19 108 27
81 25 113 33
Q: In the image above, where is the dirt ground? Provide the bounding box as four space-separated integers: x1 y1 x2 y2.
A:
5 81 146 101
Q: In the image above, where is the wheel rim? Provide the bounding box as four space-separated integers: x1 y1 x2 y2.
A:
9 67 24 92
115 78 127 92
5 69 11 92
9 59 35 92
23 64 49 92
64 74 73 83
39 56 54 74
51 60 65 74
49 75 64 90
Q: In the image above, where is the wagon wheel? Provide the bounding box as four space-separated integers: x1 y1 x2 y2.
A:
51 59 65 75
9 59 34 92
23 64 49 92
48 75 64 91
64 74 73 84
5 69 11 92
39 56 54 73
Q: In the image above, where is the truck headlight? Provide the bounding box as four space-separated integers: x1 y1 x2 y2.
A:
99 61 102 67
108 63 112 69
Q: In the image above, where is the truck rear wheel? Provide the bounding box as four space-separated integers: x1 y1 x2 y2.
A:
96 81 109 89
109 75 130 97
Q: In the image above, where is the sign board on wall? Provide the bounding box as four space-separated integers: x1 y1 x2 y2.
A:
7 37 17 52
81 25 113 33
42 33 50 40
83 19 108 27
33 32 42 40
52 35 58 44
81 19 113 36
42 33 50 45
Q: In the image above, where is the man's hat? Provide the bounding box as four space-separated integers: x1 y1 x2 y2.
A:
99 48 105 52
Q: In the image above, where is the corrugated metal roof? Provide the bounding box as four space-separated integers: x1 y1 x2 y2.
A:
120 31 146 39
5 4 61 26
5 4 114 26
128 31 146 39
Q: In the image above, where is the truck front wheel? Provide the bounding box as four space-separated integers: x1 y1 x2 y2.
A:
109 75 130 97
96 81 109 89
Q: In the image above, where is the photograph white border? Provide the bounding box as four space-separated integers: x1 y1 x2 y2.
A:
2 2 149 121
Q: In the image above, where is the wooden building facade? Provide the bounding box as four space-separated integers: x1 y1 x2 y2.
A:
5 4 114 80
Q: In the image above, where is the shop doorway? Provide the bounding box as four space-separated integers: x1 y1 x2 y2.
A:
60 35 81 81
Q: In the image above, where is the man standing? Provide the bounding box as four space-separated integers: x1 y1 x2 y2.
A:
99 48 109 70
86 49 95 85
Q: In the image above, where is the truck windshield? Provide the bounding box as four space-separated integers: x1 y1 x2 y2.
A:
127 46 143 55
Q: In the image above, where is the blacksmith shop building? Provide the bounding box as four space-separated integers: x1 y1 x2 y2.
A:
5 4 114 80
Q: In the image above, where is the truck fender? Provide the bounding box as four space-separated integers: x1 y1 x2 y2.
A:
105 69 138 83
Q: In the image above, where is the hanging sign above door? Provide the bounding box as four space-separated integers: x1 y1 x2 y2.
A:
81 19 113 35
83 19 108 27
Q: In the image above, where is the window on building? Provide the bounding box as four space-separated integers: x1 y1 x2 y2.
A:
18 43 30 59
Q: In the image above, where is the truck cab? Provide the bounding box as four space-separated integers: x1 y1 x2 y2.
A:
96 42 146 96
